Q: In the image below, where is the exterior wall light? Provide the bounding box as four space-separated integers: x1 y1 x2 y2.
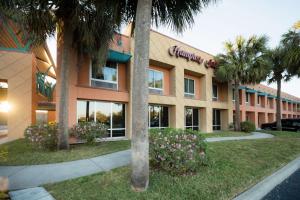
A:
0 101 11 113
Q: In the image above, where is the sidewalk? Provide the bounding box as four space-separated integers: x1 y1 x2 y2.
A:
0 132 274 190
0 150 131 190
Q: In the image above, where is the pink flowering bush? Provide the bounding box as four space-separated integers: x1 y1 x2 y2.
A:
24 122 58 150
70 122 108 144
149 128 207 175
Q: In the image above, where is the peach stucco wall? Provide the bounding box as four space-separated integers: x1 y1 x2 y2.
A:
0 51 33 140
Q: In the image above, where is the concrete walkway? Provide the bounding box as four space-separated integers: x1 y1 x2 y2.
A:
205 132 273 142
0 131 273 190
0 150 131 190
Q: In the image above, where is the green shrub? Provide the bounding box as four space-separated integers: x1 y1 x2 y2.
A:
228 122 235 130
70 122 108 144
24 122 58 150
149 128 207 175
240 121 256 133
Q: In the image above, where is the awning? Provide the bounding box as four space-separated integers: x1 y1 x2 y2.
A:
245 88 256 94
108 49 131 63
257 91 267 96
267 94 276 98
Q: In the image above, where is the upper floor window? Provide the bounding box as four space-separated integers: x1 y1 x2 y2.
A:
148 69 163 95
212 84 218 100
257 96 260 105
246 92 250 103
184 78 195 97
91 61 118 90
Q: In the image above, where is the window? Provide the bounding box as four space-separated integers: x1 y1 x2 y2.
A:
184 78 195 97
213 109 221 130
77 100 126 138
257 96 260 105
36 110 48 124
185 107 199 130
212 84 218 100
148 69 163 94
91 61 118 89
246 92 250 103
148 105 169 129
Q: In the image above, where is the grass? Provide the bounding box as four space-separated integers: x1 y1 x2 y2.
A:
45 133 300 200
0 139 130 165
200 131 251 138
259 130 300 138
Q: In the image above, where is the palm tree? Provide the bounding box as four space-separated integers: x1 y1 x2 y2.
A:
215 36 269 131
282 22 300 76
267 24 300 130
266 47 291 131
130 0 217 191
0 0 126 149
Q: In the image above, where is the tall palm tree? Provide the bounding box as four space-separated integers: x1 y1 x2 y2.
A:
267 24 300 130
0 0 127 149
266 47 291 131
129 0 217 191
215 36 269 131
282 22 300 76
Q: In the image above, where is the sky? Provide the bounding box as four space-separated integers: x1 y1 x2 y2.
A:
47 0 300 97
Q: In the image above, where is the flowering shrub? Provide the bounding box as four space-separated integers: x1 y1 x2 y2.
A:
24 122 58 150
70 122 108 144
149 128 207 175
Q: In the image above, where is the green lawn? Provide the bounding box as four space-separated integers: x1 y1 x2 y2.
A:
0 139 130 165
45 132 300 200
259 130 300 138
200 131 251 138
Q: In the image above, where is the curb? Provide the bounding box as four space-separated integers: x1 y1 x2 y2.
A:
233 155 300 200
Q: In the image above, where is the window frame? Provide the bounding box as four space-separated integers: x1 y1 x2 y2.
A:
76 100 126 138
184 107 200 130
148 69 164 91
212 109 221 131
148 104 169 129
89 61 119 90
212 84 218 100
184 77 195 97
245 92 250 104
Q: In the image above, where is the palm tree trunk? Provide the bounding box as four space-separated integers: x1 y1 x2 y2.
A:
131 0 152 192
57 21 73 150
234 82 241 131
276 79 282 130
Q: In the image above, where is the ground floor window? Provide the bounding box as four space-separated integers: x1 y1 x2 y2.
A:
77 100 126 137
148 104 169 129
185 107 199 130
213 109 221 131
36 110 48 124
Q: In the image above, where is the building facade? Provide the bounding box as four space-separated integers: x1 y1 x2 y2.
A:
233 84 300 128
0 20 55 141
1 23 300 141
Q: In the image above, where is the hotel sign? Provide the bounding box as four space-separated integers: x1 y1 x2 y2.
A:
168 45 217 69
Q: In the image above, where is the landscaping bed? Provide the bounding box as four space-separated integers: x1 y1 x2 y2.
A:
45 134 300 200
0 139 130 165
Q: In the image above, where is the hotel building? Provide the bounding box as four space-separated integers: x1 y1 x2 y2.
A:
1 22 300 141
